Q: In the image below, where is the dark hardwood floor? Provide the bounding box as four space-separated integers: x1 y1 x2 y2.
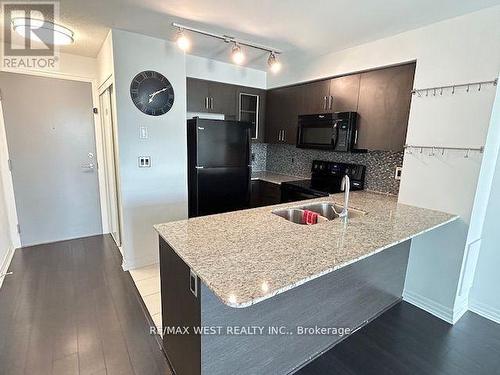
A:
0 235 171 375
297 302 500 375
1 235 499 375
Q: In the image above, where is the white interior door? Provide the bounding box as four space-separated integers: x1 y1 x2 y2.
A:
99 86 122 246
0 72 102 246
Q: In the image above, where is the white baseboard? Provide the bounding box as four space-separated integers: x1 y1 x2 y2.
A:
122 254 159 271
0 245 15 289
403 290 466 324
469 299 500 325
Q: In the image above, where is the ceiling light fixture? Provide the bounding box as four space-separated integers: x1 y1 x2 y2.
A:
231 43 245 65
267 51 281 73
172 22 282 72
12 18 74 45
175 28 191 52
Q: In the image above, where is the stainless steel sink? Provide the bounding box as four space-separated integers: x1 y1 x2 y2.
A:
273 208 306 224
272 202 366 225
299 202 366 220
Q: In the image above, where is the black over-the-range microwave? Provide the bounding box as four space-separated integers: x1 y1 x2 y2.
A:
296 112 357 152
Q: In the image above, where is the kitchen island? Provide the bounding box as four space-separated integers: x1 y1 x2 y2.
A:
155 191 457 375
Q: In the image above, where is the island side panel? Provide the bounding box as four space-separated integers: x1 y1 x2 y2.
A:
200 240 411 375
159 238 201 375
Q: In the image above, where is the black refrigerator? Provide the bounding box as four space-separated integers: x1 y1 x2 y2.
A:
187 118 252 218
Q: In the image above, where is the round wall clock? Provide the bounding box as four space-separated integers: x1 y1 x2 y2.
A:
130 70 175 116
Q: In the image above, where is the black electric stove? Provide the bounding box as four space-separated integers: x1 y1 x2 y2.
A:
281 160 366 203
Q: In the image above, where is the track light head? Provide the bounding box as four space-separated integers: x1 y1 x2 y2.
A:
175 29 190 51
231 43 245 65
268 51 281 73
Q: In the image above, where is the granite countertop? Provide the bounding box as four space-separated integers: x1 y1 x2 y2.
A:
154 191 458 309
251 171 308 185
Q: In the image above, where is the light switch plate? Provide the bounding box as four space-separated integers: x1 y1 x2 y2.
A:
138 156 151 168
139 126 148 139
395 166 402 180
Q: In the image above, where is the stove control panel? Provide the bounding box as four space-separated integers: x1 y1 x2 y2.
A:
311 160 366 186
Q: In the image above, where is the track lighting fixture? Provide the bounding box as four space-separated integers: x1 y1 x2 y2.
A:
175 28 191 51
231 43 245 65
172 22 282 72
267 51 281 73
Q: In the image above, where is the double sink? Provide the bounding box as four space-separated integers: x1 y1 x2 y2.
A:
273 202 366 225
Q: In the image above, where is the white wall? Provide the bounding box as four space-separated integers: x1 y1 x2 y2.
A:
186 54 266 88
0 171 13 288
0 100 18 288
468 78 500 323
268 6 500 322
111 29 188 269
97 31 114 88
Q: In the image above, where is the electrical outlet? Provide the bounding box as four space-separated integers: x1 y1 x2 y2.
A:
395 166 402 180
138 156 151 168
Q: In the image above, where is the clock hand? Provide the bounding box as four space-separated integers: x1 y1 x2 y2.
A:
148 87 168 103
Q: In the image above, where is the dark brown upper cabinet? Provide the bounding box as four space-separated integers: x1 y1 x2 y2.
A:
186 78 266 141
329 74 361 113
301 75 360 115
301 80 331 114
237 86 266 142
186 78 237 119
186 78 210 113
356 63 415 151
265 85 302 145
209 81 237 120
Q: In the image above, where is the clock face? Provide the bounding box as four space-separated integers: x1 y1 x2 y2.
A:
130 71 175 116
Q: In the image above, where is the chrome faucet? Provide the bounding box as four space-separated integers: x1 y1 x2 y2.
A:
339 174 350 221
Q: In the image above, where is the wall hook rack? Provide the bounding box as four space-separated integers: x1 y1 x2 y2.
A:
404 144 484 157
411 78 497 96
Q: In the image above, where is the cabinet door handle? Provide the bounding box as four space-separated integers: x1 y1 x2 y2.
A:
329 96 333 110
210 97 214 109
323 96 328 110
354 130 358 145
278 130 282 142
282 130 286 142
205 97 209 109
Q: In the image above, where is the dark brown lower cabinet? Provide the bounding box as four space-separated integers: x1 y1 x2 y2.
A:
159 237 411 375
160 239 201 375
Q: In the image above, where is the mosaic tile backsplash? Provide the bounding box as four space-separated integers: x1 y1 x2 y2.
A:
252 143 404 195
251 143 268 171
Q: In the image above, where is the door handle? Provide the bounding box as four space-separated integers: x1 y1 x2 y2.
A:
278 130 282 142
282 130 286 142
205 97 209 109
210 97 214 109
323 96 328 110
329 96 333 110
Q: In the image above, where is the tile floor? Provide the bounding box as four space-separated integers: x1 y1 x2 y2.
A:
129 263 162 334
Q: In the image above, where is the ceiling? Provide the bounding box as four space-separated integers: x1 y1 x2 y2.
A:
10 0 500 70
